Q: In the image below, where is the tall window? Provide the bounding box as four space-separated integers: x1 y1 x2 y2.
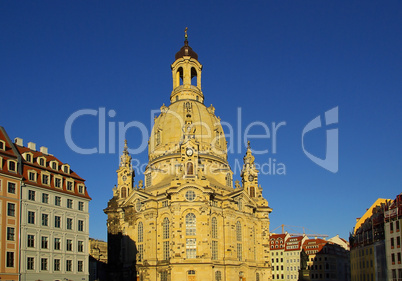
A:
163 217 170 260
7 227 15 241
54 259 60 271
27 257 34 270
215 271 222 281
41 236 48 249
78 241 84 252
42 213 48 226
186 213 196 236
66 260 72 271
138 222 144 262
28 190 35 201
78 261 83 272
54 238 61 250
55 196 61 206
55 216 61 228
67 218 73 230
161 271 168 281
236 221 242 261
226 173 231 187
78 220 84 231
67 199 73 208
28 211 35 224
212 217 218 260
250 186 255 197
66 239 72 251
187 162 194 175
146 173 152 187
7 203 15 216
256 273 260 281
42 193 49 203
121 187 126 198
186 238 196 259
8 182 16 194
6 252 14 267
41 258 48 270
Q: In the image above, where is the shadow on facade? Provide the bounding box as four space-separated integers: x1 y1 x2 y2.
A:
299 243 350 281
107 232 138 281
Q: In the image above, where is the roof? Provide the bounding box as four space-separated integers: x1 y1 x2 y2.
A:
354 198 388 234
175 39 198 61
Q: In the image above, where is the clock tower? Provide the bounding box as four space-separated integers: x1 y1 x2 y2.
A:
115 140 134 200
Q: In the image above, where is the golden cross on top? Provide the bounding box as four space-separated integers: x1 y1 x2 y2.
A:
185 27 188 39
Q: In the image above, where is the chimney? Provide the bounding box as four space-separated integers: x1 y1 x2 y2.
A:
14 137 23 146
27 142 36 151
40 146 48 155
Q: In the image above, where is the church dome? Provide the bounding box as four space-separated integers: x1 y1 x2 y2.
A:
148 100 227 162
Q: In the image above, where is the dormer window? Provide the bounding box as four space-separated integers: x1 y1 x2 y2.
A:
66 181 73 192
28 171 37 182
25 153 32 162
42 173 50 186
51 161 58 170
78 185 84 194
8 160 16 172
62 165 70 174
54 177 62 188
0 140 5 150
38 157 46 167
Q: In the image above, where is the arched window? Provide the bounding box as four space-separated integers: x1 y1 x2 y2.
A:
138 222 143 243
250 186 255 197
177 67 183 86
226 173 231 187
236 221 242 241
156 131 161 146
186 213 196 236
138 221 144 262
163 217 170 260
121 187 126 198
212 217 218 239
187 162 194 175
212 217 218 260
163 218 169 239
191 67 197 86
215 271 222 281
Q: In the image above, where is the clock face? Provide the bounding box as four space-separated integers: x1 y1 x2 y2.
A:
122 175 127 182
186 148 193 156
248 175 254 182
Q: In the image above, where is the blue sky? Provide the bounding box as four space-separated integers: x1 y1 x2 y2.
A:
1 1 401 241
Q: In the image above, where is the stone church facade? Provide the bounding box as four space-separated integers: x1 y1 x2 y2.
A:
104 33 273 281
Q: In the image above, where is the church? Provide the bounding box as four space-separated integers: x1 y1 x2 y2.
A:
104 31 273 281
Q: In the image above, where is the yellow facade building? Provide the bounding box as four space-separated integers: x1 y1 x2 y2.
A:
104 34 273 281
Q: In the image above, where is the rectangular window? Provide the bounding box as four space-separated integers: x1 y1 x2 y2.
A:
391 222 394 232
7 203 15 216
397 237 401 248
54 259 60 271
29 172 36 181
163 241 170 260
7 227 15 241
78 240 84 252
66 239 72 251
42 213 48 226
55 216 61 228
55 178 61 188
28 211 35 224
186 238 196 259
27 257 34 270
8 182 16 193
67 218 73 230
391 238 395 248
27 234 35 247
54 238 61 250
138 244 143 262
67 199 73 208
42 174 49 185
78 185 84 193
41 236 48 249
237 243 242 261
397 221 400 232
41 258 48 270
78 220 84 231
55 196 61 206
78 201 84 211
28 190 35 201
392 253 395 264
42 193 49 203
8 161 16 171
66 260 72 271
78 260 83 272
52 162 57 170
67 181 73 191
6 252 14 267
212 240 218 260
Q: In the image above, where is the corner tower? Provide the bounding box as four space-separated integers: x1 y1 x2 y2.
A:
105 30 273 281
